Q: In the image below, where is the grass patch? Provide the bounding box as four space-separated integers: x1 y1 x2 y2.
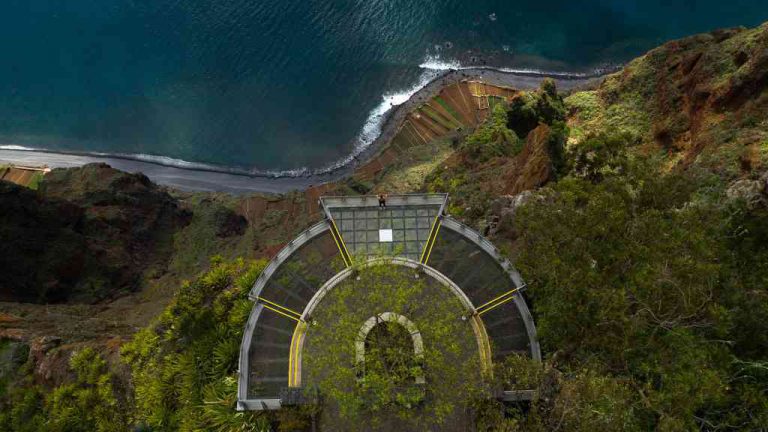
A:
169 195 256 277
420 105 457 130
26 172 44 190
434 96 464 126
373 138 454 194
488 95 504 111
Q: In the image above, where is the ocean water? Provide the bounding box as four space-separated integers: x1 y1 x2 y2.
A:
0 0 766 174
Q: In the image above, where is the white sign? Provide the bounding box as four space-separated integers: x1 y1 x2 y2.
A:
379 229 393 242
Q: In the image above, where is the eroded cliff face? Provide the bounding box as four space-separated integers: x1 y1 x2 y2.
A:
567 23 768 178
1 163 190 303
1 21 768 429
503 124 554 195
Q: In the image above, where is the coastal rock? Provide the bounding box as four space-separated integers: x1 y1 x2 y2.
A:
0 163 190 303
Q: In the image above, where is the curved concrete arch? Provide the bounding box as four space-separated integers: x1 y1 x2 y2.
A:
238 214 541 410
355 312 426 385
248 220 331 300
301 257 476 320
440 216 542 361
294 257 493 388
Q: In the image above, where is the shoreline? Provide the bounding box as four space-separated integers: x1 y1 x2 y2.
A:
0 67 605 194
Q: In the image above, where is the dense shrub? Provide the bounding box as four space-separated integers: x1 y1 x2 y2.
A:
460 105 522 163
507 79 566 139
47 348 128 432
503 162 768 430
0 348 128 432
121 257 271 432
566 132 632 182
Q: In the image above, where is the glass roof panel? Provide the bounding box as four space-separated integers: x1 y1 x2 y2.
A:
321 195 446 261
428 227 530 358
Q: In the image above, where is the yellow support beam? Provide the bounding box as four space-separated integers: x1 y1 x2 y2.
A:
475 286 524 313
470 314 494 378
420 216 442 265
261 303 302 322
288 321 307 387
257 296 302 319
423 220 441 265
329 218 352 267
478 295 517 316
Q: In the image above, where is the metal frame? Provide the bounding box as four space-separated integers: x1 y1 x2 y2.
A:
238 195 541 411
237 304 283 410
248 220 331 300
319 194 448 218
239 220 331 411
440 216 541 361
299 257 493 384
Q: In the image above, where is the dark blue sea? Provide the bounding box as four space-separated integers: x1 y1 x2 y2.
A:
1 0 766 174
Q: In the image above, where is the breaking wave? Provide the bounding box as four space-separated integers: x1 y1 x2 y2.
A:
1 56 609 180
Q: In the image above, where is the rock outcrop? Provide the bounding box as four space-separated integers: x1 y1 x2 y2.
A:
575 23 768 177
504 124 555 195
0 163 190 303
484 191 535 238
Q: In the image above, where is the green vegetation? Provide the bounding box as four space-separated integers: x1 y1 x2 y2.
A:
168 195 253 276
507 78 566 139
1 347 129 432
460 105 522 163
26 172 44 190
47 348 129 431
433 96 464 125
304 262 483 430
373 138 454 194
566 73 651 145
122 257 269 431
566 132 631 182
495 156 768 430
0 258 274 432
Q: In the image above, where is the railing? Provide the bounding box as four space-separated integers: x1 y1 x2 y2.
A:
248 220 331 300
320 193 448 213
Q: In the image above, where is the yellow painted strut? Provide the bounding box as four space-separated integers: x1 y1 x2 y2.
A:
256 297 301 318
476 285 525 316
329 219 352 267
256 297 306 386
260 304 301 322
420 216 442 264
288 321 307 387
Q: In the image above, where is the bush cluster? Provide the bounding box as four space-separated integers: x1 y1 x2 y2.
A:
491 158 768 430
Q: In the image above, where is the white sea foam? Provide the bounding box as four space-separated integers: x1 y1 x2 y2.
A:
110 153 220 170
314 66 444 174
1 56 603 180
418 54 593 77
0 144 35 151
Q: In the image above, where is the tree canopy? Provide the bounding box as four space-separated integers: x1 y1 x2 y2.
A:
303 261 485 431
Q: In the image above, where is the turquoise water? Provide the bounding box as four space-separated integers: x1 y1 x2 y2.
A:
0 0 766 174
